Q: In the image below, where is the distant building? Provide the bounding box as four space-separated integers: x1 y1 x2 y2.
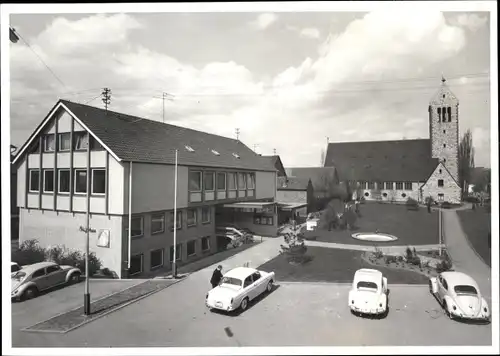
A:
285 167 340 200
276 176 314 224
12 99 278 278
262 155 287 177
324 78 461 204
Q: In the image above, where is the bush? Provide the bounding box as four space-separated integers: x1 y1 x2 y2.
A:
409 256 421 266
373 247 384 259
13 239 46 266
385 255 397 264
405 247 413 261
406 197 419 210
441 201 452 209
396 255 404 263
436 259 452 273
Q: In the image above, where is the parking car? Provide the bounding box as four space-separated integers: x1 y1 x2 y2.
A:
206 267 275 312
429 271 490 321
349 268 388 316
11 261 82 301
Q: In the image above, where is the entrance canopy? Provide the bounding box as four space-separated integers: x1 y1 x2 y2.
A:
277 202 308 211
223 201 276 209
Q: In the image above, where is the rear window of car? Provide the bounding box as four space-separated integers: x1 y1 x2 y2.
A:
454 285 478 295
357 281 378 290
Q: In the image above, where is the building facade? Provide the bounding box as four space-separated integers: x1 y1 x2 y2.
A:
324 79 461 204
13 100 278 278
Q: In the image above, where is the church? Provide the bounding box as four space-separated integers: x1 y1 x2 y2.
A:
324 78 462 204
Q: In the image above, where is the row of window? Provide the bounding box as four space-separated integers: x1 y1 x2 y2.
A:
437 107 452 123
254 215 274 225
126 207 212 238
353 181 413 191
28 168 106 195
129 236 211 275
34 132 104 153
189 171 255 192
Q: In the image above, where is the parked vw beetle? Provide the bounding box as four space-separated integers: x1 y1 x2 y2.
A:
349 268 388 316
429 271 490 321
11 261 82 301
205 267 275 312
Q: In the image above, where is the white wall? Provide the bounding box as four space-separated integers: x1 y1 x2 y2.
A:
255 171 276 200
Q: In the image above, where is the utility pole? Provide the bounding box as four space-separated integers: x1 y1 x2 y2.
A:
101 88 112 112
235 128 240 141
158 92 174 123
172 149 179 278
273 148 277 155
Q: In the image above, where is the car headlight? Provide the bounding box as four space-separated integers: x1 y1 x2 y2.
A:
484 307 488 313
351 300 354 304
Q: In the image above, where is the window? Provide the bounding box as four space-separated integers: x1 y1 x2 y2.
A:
254 215 273 225
395 182 404 190
43 170 55 193
46 265 61 274
204 172 215 191
90 136 104 151
58 133 71 151
29 170 40 192
438 179 444 187
187 240 196 256
357 281 378 291
151 213 165 234
129 254 143 276
454 285 478 295
73 132 89 150
404 182 412 190
443 130 446 134
228 173 237 190
74 170 87 194
401 193 407 198
441 107 446 121
201 207 211 224
58 170 70 193
187 209 197 227
443 143 446 148
91 169 106 195
382 193 388 197
32 269 46 279
217 172 226 190
384 182 393 190
438 193 444 202
170 244 182 262
367 182 375 189
237 172 246 189
232 153 240 159
185 145 195 152
211 149 220 156
189 171 202 192
201 236 210 251
447 107 451 122
251 272 261 283
247 173 255 189
126 216 144 238
150 249 164 270
43 134 55 152
364 192 370 197
439 169 442 174
437 107 441 122
170 211 182 230
443 158 446 163
243 276 252 288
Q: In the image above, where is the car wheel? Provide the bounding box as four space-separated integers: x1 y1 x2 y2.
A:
266 280 274 293
428 280 434 294
22 287 38 301
69 273 81 284
240 297 249 311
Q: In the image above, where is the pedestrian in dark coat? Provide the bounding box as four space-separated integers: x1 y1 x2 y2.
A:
210 265 223 289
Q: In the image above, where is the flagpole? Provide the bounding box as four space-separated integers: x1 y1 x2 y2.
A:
172 149 178 278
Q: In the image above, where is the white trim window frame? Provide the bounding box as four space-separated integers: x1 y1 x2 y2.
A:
189 170 202 192
384 181 393 190
29 169 40 193
204 171 215 192
227 172 237 191
74 169 87 194
43 169 55 193
187 240 196 257
216 172 226 191
201 236 210 252
187 208 197 227
43 134 55 152
170 211 182 231
395 182 404 190
91 168 106 195
201 206 211 224
58 133 71 152
247 172 255 189
367 181 375 190
127 216 144 239
404 182 413 191
150 249 164 270
129 254 144 276
170 244 182 262
151 213 165 234
73 132 89 151
237 172 247 190
58 169 71 194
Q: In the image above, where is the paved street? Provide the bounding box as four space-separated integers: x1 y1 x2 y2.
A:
12 237 492 347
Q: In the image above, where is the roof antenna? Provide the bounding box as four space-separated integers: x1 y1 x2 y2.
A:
273 148 277 155
326 136 330 144
441 74 446 84
101 88 112 114
235 128 240 141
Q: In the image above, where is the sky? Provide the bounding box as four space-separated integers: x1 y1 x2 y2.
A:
8 7 492 168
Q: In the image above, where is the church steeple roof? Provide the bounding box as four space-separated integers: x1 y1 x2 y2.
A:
430 75 458 106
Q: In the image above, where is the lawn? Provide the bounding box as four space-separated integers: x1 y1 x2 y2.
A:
303 202 439 246
258 246 429 285
457 207 491 267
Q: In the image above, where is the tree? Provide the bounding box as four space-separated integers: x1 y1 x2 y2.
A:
320 149 326 167
459 129 475 198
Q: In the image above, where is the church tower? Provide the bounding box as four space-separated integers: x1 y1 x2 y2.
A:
428 76 460 183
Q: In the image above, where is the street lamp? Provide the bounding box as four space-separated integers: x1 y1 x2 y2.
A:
172 149 179 278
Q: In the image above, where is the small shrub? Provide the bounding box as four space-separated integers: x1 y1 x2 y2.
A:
396 255 404 263
441 201 452 209
406 197 419 210
410 256 421 266
13 239 46 266
373 247 384 259
436 259 452 273
385 255 397 264
405 247 413 261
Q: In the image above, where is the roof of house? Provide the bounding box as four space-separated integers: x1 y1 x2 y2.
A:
262 155 287 177
14 100 276 172
285 167 338 191
277 176 311 191
324 139 439 182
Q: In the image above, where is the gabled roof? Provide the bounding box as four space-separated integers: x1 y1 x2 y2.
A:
430 78 459 106
13 100 276 172
285 167 338 191
277 176 311 191
262 155 287 177
324 139 438 182
421 161 460 189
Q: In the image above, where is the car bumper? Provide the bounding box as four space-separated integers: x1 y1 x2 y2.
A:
206 301 235 312
350 306 385 315
450 311 490 321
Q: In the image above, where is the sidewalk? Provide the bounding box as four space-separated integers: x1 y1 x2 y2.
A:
442 209 492 300
304 240 444 253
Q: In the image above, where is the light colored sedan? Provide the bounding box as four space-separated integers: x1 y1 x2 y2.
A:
206 267 275 312
430 271 490 321
349 268 388 316
11 261 82 301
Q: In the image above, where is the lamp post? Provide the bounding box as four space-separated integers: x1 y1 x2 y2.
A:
172 149 179 278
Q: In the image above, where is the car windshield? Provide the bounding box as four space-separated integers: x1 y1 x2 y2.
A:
220 277 242 287
357 281 378 291
11 264 20 273
11 271 26 282
454 285 478 295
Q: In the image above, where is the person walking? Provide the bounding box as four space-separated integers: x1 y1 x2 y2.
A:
210 265 223 289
